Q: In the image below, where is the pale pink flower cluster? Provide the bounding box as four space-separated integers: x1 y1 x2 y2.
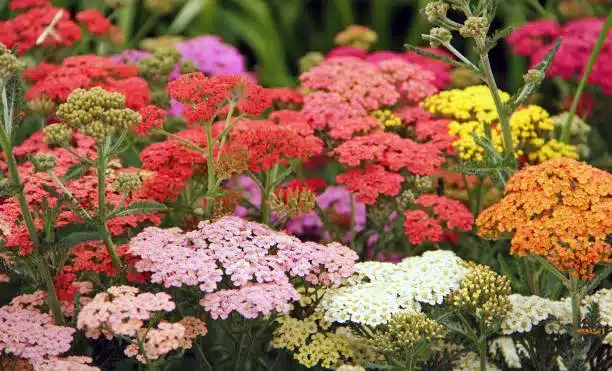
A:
61 281 94 317
124 322 187 364
0 293 75 366
76 286 175 340
36 356 100 371
378 59 438 104
129 216 358 319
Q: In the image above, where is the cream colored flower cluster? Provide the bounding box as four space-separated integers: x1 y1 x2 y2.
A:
319 250 468 327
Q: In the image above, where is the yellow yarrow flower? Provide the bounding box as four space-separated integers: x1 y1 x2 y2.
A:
371 109 402 129
424 86 578 163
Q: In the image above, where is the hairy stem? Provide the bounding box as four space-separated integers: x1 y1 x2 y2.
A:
569 276 584 360
96 141 122 270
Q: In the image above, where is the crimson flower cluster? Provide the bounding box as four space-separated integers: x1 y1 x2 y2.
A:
25 55 150 109
509 17 612 95
167 73 271 124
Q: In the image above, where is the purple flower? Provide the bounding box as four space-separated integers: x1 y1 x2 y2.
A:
110 49 151 64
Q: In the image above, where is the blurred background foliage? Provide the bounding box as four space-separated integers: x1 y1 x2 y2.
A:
2 0 563 88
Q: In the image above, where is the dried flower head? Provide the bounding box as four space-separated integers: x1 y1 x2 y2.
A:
477 158 612 279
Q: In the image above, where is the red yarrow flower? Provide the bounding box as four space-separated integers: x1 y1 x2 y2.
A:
336 164 404 204
134 105 166 135
414 194 474 232
403 210 444 245
167 73 271 124
76 10 112 35
9 0 51 11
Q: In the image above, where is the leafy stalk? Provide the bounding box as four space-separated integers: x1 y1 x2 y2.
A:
560 12 612 143
0 91 64 324
96 140 122 270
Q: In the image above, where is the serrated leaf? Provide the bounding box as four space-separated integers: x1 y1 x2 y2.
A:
108 200 167 219
485 26 514 51
532 37 562 75
405 44 471 71
56 231 102 249
2 75 26 138
61 162 89 182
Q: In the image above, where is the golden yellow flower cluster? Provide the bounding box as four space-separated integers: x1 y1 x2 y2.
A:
371 109 402 129
477 158 612 279
271 312 372 369
422 86 579 162
450 265 511 324
371 311 446 354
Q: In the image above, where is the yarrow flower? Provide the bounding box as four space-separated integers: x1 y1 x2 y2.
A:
319 250 469 326
230 112 324 172
167 73 270 124
129 216 358 319
423 86 579 162
0 293 75 365
509 17 612 95
134 105 166 135
24 55 149 109
477 158 612 279
336 165 405 205
272 311 373 369
75 10 112 35
0 5 81 54
77 286 175 340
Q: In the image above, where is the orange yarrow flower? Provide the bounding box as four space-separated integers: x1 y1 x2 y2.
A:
476 158 612 279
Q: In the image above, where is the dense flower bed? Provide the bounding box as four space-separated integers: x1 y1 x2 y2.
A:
0 0 610 370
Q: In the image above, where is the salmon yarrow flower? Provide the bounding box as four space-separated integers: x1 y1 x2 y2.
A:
477 158 612 279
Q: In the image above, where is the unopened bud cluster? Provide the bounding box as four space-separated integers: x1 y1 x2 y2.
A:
368 196 396 225
299 52 324 74
113 172 143 193
372 311 446 353
27 96 57 117
138 48 182 80
0 43 25 80
179 60 199 74
523 69 545 85
413 175 434 193
56 87 140 141
43 123 73 145
334 25 378 49
424 1 449 23
30 153 57 173
460 17 489 38
429 27 452 46
213 149 248 181
450 264 511 324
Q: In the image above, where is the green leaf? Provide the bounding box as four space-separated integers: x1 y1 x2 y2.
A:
61 162 89 182
2 75 26 138
168 0 206 34
405 44 470 70
56 231 102 249
109 200 167 219
532 37 562 75
485 26 514 52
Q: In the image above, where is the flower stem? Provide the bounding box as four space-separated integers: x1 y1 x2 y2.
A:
479 320 487 371
560 12 612 143
569 276 583 353
260 166 278 225
96 141 122 270
478 51 516 161
0 132 64 325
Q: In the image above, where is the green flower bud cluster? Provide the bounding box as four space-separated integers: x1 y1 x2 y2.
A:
137 48 182 80
413 176 434 193
27 96 57 117
144 0 176 14
179 60 200 74
523 69 545 85
43 123 73 145
450 264 511 324
372 311 446 354
56 87 140 141
113 172 143 193
424 1 449 23
368 196 397 225
299 52 324 74
151 91 171 109
398 189 416 209
429 27 452 47
460 17 489 38
552 112 591 159
0 43 25 81
30 153 57 173
270 188 316 218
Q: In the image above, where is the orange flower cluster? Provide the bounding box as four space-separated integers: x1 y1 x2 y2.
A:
477 158 612 279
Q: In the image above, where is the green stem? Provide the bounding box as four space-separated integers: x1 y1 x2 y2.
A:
525 0 556 18
0 130 64 325
47 171 92 220
479 50 516 161
96 141 122 270
479 320 488 371
560 11 612 143
569 276 583 350
204 122 217 217
260 166 278 225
